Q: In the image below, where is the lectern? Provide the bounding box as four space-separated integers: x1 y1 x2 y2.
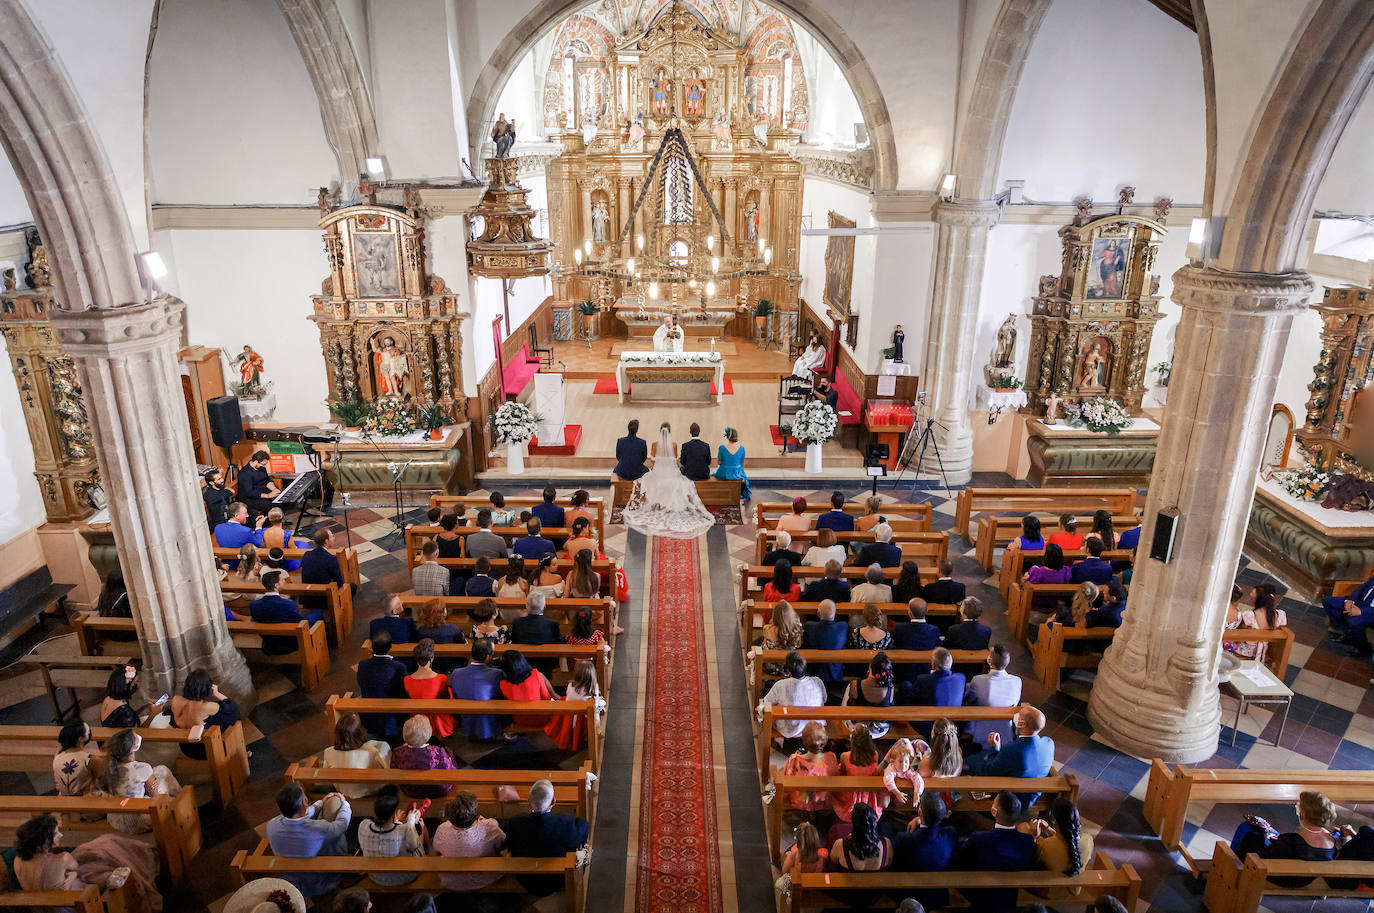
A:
533 372 566 447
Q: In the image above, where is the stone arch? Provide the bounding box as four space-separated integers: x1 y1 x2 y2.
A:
0 0 143 311
951 0 1053 200
465 0 899 190
276 0 379 187
1214 0 1374 273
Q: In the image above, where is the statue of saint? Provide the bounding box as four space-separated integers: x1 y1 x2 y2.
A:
891 325 905 363
370 334 410 395
1079 341 1107 388
491 113 516 158
233 345 265 392
1045 392 1062 423
744 199 760 243
992 315 1017 367
590 201 609 245
713 112 731 145
628 112 645 145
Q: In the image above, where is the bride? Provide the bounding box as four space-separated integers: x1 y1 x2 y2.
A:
622 422 716 539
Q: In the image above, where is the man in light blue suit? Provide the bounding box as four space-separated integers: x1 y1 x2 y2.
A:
1325 570 1374 656
966 703 1055 806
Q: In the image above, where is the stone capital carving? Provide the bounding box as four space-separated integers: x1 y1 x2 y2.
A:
932 198 1001 229
48 297 185 356
1168 265 1314 315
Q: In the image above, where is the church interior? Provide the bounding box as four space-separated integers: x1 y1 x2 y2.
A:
0 0 1371 911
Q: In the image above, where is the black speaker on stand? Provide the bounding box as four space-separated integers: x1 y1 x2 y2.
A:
206 395 243 479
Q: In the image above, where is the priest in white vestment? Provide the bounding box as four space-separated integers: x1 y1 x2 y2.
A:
652 315 685 353
792 337 826 380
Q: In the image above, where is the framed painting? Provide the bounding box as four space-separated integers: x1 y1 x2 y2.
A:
823 211 856 319
353 231 401 298
1085 235 1131 300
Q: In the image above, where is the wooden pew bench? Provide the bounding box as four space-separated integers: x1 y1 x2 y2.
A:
325 694 602 772
738 601 960 657
0 723 249 810
432 557 618 597
231 841 583 913
752 529 949 566
974 513 1140 571
0 883 133 913
739 564 937 606
21 647 138 725
748 648 985 707
788 852 1139 911
954 486 1138 540
755 501 932 532
372 641 612 695
1204 843 1374 913
397 595 617 643
75 614 330 691
430 494 607 546
404 525 581 567
612 478 741 508
220 578 353 648
211 545 361 587
998 547 1134 598
0 790 200 880
1142 764 1374 866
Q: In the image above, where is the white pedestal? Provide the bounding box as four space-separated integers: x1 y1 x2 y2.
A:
533 372 566 446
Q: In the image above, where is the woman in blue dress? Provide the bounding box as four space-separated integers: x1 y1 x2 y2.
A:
714 427 751 501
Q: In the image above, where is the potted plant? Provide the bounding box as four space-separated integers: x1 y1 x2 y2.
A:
326 396 371 431
792 401 838 473
415 399 452 442
576 300 599 340
882 345 897 360
1152 361 1171 388
754 299 773 333
491 401 542 474
991 374 1023 393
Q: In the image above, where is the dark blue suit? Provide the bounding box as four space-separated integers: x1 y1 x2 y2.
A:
504 811 591 895
967 734 1056 805
513 535 557 560
299 546 344 588
1071 557 1115 585
679 438 711 481
531 502 565 528
1118 525 1141 550
613 434 648 481
942 621 991 651
854 541 902 568
802 619 849 681
465 574 496 597
892 825 958 909
1326 575 1374 651
907 669 965 738
891 622 941 681
250 593 321 654
369 615 417 646
799 578 850 603
956 827 1038 909
356 654 408 738
815 509 855 532
1085 600 1126 628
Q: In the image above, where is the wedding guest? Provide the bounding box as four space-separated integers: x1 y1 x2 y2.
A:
369 594 418 646
891 561 924 604
759 652 826 738
404 639 455 738
780 821 828 882
943 598 991 652
892 599 940 680
816 491 855 532
203 467 233 530
613 420 649 481
849 604 893 651
266 783 352 898
513 518 557 560
1085 579 1128 629
252 571 321 654
922 561 965 609
95 569 133 642
680 423 712 480
391 715 456 798
562 517 598 559
168 668 241 760
416 598 464 673
1023 542 1072 585
496 557 529 601
504 779 590 896
777 722 837 812
499 650 555 727
854 496 884 533
800 560 851 603
764 561 801 602
358 630 408 740
565 490 595 530
301 527 349 592
777 498 813 552
843 654 895 738
214 501 265 550
759 601 803 675
465 556 497 597
432 790 506 891
853 523 902 568
465 510 510 561
831 726 885 830
1090 509 1117 549
965 644 1022 746
1025 797 1093 900
100 664 149 728
1070 537 1115 585
966 704 1055 805
101 728 181 835
762 531 802 567
560 549 601 598
1008 515 1045 553
532 485 565 528
917 718 963 779
955 791 1037 909
804 528 848 568
488 491 516 527
565 607 605 646
358 785 425 886
802 600 849 683
449 638 507 740
53 721 97 796
892 792 957 910
236 543 265 581
434 513 465 590
545 659 599 751
829 802 892 872
906 649 965 738
1228 791 1337 886
852 564 894 603
14 814 160 910
320 713 390 798
529 554 564 600
714 426 751 500
512 593 563 675
469 598 511 644
1047 514 1084 551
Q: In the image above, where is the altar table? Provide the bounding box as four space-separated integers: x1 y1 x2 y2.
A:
616 351 725 404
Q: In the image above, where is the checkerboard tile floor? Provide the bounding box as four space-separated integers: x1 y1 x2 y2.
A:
0 477 1369 911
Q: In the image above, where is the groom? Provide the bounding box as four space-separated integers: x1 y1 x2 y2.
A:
680 423 711 481
612 419 649 482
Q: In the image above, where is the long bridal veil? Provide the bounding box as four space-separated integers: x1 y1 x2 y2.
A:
622 425 716 539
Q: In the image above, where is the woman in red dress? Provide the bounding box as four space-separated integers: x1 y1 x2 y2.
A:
403 639 454 738
498 650 554 728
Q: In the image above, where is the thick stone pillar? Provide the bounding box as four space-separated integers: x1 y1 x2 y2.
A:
1086 266 1313 762
51 298 253 704
920 199 999 484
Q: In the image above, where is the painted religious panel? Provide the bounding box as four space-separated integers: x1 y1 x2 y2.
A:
1085 236 1130 300
354 232 401 298
823 211 856 319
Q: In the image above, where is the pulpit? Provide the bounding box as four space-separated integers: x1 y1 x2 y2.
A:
532 372 567 447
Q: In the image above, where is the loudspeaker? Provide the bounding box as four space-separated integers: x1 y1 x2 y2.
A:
1149 507 1179 564
206 395 244 447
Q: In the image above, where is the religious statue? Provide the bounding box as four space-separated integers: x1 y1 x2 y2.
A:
752 115 769 146
1079 340 1108 388
744 199 760 243
1045 392 1062 424
650 77 672 116
628 112 645 145
590 200 609 245
683 78 704 117
652 315 684 353
491 113 516 158
24 227 50 289
891 325 905 363
370 333 411 396
713 112 731 146
992 315 1017 367
581 113 597 145
232 345 266 396
1095 240 1127 299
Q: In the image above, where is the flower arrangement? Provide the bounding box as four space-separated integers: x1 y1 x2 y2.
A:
326 396 372 429
1275 453 1335 502
414 399 453 433
792 401 838 445
618 351 723 365
363 394 417 437
491 401 541 444
991 374 1023 390
1063 397 1131 435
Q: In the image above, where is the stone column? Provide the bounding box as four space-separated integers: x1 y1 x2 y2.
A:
51 297 254 704
1086 266 1313 762
920 199 1000 483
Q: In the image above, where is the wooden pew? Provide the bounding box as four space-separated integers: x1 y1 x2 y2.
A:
755 500 932 532
231 841 583 913
397 595 616 643
768 772 1079 867
75 614 330 691
738 601 960 658
954 486 1138 540
430 493 607 546
748 648 985 708
1203 842 1374 913
0 883 132 913
998 547 1134 598
612 478 740 507
211 545 360 587
752 529 949 566
431 557 617 597
1142 764 1374 864
403 525 583 567
974 513 1140 571
371 641 612 696
220 578 353 648
286 760 597 822
325 693 601 772
788 852 1139 911
738 564 937 606
21 649 138 724
0 723 249 810
0 790 200 879
756 706 1019 786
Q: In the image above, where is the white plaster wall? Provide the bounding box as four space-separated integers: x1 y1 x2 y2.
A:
0 153 32 229
1272 289 1324 433
369 0 464 180
998 0 1206 204
491 50 543 143
798 176 873 333
0 333 46 547
1314 93 1374 216
166 230 330 422
865 224 934 374
146 0 338 204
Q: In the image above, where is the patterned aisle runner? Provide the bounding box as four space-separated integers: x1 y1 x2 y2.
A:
635 534 724 913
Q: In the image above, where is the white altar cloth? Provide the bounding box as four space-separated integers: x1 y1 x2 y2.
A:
615 351 725 404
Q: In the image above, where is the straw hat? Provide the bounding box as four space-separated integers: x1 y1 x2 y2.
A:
222 878 305 913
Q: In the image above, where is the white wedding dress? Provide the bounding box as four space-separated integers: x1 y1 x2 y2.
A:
622 427 716 539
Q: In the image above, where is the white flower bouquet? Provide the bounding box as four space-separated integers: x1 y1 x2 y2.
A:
618 351 723 365
491 401 541 444
792 401 838 445
1063 397 1131 435
1274 456 1334 502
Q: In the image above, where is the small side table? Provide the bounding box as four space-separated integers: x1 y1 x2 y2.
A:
1219 660 1293 746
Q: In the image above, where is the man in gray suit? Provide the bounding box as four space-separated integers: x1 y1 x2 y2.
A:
465 509 510 561
964 643 1022 747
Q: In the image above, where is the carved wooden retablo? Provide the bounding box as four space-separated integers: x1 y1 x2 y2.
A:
1298 285 1374 479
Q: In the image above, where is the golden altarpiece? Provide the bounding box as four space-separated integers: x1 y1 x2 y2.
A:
544 5 802 342
1297 285 1374 478
1022 209 1167 415
310 197 465 416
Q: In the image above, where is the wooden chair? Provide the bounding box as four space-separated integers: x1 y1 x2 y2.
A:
953 486 1138 540
611 478 740 507
528 323 553 367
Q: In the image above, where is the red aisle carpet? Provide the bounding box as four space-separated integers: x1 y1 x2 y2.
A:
637 535 723 913
592 375 734 395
